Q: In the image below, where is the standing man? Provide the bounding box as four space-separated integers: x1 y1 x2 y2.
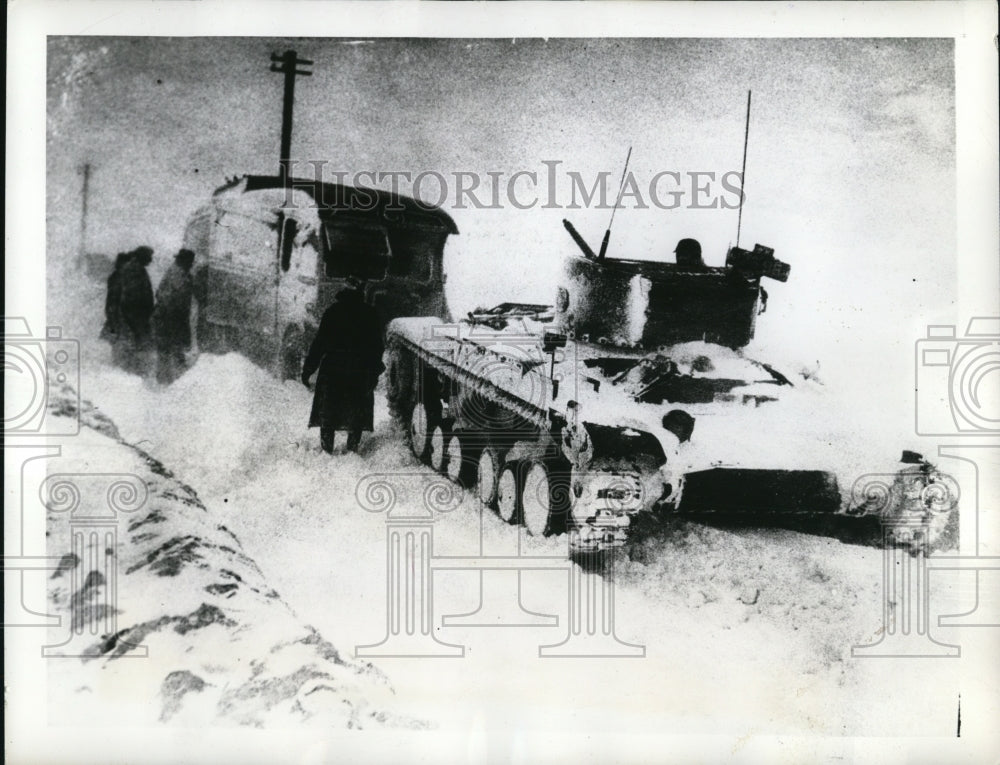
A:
117 246 155 376
153 249 196 384
301 287 385 454
100 252 131 365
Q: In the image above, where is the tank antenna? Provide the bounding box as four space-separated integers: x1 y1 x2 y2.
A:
736 90 752 248
599 146 632 260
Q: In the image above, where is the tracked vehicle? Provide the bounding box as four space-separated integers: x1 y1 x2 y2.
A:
386 218 956 552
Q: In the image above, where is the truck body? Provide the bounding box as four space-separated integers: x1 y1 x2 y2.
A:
182 174 458 376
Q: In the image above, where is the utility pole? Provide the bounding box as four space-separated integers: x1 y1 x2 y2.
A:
269 50 313 189
268 50 312 372
79 163 91 268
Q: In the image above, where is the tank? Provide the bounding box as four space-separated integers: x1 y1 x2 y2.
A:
385 219 957 553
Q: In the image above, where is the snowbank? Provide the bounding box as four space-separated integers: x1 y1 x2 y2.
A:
44 387 422 729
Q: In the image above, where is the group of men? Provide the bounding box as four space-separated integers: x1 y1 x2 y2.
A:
101 246 385 452
101 246 196 385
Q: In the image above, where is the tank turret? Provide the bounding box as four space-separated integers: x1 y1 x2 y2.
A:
558 219 790 350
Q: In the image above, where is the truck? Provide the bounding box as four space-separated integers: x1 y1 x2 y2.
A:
182 174 458 377
384 219 958 552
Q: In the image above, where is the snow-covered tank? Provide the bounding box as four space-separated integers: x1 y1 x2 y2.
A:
385 219 956 552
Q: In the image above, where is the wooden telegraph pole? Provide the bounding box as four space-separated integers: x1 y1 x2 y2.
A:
268 50 313 373
269 50 313 188
79 163 91 269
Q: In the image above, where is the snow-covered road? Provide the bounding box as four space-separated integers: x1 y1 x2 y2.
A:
74 347 969 735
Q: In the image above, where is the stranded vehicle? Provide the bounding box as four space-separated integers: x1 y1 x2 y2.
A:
385 219 957 552
182 174 458 377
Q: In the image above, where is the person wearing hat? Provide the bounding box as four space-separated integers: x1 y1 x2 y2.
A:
153 248 196 384
674 238 705 269
116 245 155 375
301 286 385 454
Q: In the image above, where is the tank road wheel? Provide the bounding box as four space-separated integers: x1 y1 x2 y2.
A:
409 402 435 462
521 461 569 537
476 447 502 507
429 420 451 473
444 432 477 486
496 464 521 524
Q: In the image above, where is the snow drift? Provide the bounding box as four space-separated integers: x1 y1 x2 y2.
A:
44 386 422 729
38 265 968 736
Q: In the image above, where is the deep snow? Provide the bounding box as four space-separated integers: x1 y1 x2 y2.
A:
44 387 420 728
46 270 970 735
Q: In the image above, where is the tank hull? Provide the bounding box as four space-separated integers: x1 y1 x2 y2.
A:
385 312 955 553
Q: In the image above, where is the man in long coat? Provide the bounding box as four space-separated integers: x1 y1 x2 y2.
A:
301 287 385 453
100 252 131 364
116 246 155 375
152 249 195 384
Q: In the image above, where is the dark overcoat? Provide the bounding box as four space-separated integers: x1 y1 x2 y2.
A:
303 292 385 432
100 254 130 340
153 263 194 350
118 258 155 346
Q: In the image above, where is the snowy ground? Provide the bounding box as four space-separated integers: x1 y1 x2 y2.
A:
43 388 421 728
44 312 972 736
